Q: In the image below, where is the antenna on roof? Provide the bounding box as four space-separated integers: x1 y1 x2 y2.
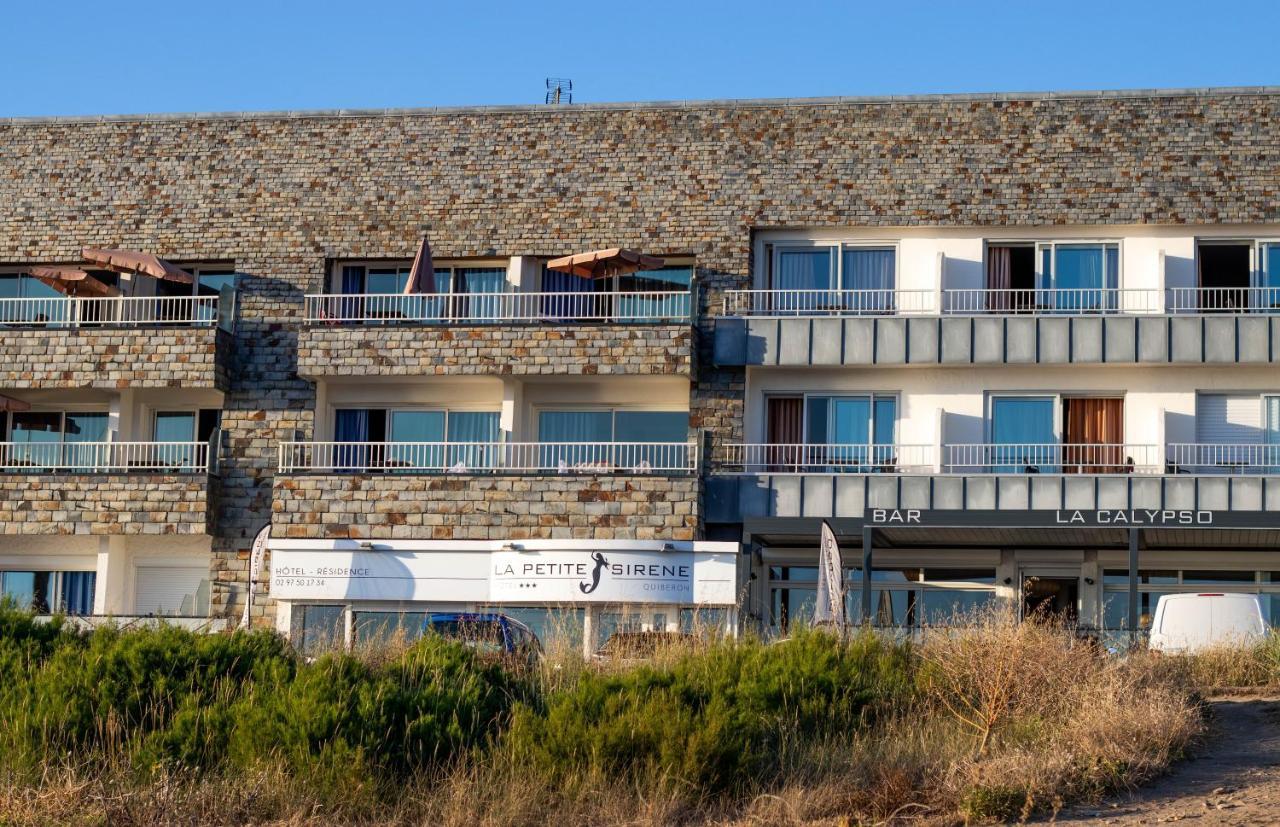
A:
545 78 573 105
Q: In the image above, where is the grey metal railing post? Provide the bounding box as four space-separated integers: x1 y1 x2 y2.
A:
861 525 874 625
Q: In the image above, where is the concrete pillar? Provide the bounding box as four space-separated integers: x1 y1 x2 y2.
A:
108 389 137 441
500 378 524 439
1128 529 1140 642
1079 550 1100 631
507 256 542 292
996 550 1018 608
93 537 130 615
313 381 329 442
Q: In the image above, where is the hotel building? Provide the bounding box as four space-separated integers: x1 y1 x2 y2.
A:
2 87 1279 649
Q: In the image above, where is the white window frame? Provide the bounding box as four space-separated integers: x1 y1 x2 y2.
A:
331 259 509 295
767 242 899 292
1032 240 1123 291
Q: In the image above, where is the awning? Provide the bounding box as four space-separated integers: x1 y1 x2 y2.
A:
546 248 665 279
24 266 120 297
80 248 194 285
0 393 30 413
402 236 436 295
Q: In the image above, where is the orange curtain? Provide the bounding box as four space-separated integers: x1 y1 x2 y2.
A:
1064 398 1124 472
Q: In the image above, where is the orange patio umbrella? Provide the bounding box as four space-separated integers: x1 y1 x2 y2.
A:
24 266 120 298
80 248 194 285
546 248 665 280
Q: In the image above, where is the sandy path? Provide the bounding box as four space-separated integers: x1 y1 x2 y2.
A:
1051 697 1280 825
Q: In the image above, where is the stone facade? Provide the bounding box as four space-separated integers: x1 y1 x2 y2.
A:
272 474 701 541
2 89 1279 619
298 324 692 378
0 327 231 389
0 474 212 535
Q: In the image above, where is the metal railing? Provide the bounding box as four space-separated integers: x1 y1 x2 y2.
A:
943 288 1162 315
0 296 220 328
304 291 691 323
0 441 212 473
278 441 699 474
1167 287 1280 314
1166 443 1280 474
721 289 935 317
945 443 1160 474
721 443 936 473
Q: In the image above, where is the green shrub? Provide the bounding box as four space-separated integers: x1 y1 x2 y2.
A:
504 630 914 793
227 635 522 782
960 784 1028 823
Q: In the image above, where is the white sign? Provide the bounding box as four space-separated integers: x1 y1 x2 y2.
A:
270 545 737 607
490 550 694 604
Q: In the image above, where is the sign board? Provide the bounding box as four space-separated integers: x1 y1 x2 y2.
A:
271 547 737 606
865 508 1271 529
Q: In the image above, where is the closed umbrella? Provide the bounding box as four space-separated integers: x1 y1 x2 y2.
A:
80 248 194 285
402 236 436 295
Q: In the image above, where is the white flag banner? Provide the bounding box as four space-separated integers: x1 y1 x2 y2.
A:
241 524 271 629
814 520 847 627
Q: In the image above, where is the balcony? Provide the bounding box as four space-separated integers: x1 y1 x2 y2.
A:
272 440 700 541
713 288 1280 367
296 290 695 379
0 294 234 390
707 440 1280 523
0 440 216 535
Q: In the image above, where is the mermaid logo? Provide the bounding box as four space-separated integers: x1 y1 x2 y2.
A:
579 552 609 594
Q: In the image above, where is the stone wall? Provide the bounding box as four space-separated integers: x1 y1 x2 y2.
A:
2 90 1279 618
0 327 231 389
0 475 212 534
272 474 701 541
298 324 693 378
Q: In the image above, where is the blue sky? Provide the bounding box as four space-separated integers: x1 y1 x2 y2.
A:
5 0 1278 117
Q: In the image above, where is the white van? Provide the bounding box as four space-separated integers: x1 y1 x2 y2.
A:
1148 593 1269 653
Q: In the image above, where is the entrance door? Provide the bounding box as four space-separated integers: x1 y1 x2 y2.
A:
1021 570 1080 625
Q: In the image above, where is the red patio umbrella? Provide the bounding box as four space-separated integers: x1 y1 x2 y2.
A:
24 266 120 297
402 236 436 295
546 248 666 280
0 394 30 413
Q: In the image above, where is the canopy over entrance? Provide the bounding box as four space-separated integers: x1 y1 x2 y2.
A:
81 248 194 285
546 248 665 279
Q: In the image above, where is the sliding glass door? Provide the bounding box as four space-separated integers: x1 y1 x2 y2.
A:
803 395 897 471
7 411 108 471
1035 243 1119 312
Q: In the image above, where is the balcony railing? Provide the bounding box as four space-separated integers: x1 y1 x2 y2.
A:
278 441 699 474
1167 287 1280 315
1166 444 1280 474
722 443 936 473
304 291 692 324
943 288 1162 315
721 289 936 317
0 296 221 328
0 441 213 473
945 443 1160 474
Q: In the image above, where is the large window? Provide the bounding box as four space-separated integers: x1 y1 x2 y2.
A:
1190 394 1280 472
770 245 896 313
540 263 693 321
336 262 507 321
4 410 109 470
1035 242 1119 312
1 570 96 614
806 394 897 470
1101 569 1280 632
333 408 500 471
537 409 689 470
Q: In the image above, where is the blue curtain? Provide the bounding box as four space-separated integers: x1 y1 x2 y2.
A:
842 249 895 312
63 412 109 471
447 411 501 470
388 411 445 470
992 397 1056 472
1265 246 1280 311
60 572 96 615
539 411 612 468
336 265 365 320
1050 245 1118 311
335 409 370 471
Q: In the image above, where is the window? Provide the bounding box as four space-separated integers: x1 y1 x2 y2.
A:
1191 394 1280 471
1100 568 1280 632
152 409 221 470
135 566 209 616
352 611 428 650
333 408 500 471
336 261 507 321
1035 242 1119 312
1 570 96 614
990 396 1057 472
539 262 692 321
803 395 897 470
5 410 109 470
290 604 346 655
537 409 689 470
770 245 897 313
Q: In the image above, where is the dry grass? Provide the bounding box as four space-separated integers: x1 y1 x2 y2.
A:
0 610 1208 827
